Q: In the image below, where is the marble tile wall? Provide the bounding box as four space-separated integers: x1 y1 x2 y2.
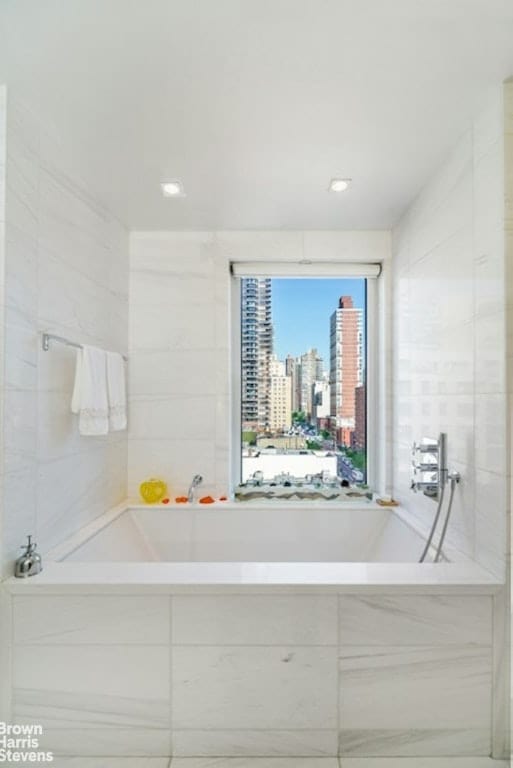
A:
127 230 390 499
0 92 129 576
11 594 172 757
0 86 6 581
503 78 513 762
128 232 221 500
391 84 509 579
0 85 9 727
8 591 493 758
337 595 492 757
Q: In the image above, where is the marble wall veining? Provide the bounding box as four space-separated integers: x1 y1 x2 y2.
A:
391 84 509 580
8 591 493 758
0 92 129 576
127 230 391 500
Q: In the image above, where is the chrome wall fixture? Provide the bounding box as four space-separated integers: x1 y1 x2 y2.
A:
411 434 446 500
411 433 461 563
14 535 42 578
187 474 203 503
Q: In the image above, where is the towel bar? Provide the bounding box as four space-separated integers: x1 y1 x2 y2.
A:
42 332 128 362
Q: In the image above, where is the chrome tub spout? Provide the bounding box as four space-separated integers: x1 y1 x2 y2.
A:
188 474 203 503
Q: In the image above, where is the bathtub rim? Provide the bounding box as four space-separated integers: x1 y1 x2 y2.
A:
4 560 502 594
46 498 474 568
3 500 503 594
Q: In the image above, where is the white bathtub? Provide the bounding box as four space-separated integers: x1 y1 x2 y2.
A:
64 503 430 563
31 500 500 588
5 500 503 760
24 500 495 590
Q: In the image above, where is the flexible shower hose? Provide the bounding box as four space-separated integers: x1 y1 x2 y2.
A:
418 479 446 563
434 477 457 563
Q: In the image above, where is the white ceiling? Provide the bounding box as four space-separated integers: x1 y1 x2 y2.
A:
1 0 513 230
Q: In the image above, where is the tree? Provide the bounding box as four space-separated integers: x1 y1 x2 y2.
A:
242 431 257 446
345 447 366 471
292 410 307 424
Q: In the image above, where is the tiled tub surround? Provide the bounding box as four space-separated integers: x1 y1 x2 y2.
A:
3 501 502 760
5 589 498 760
0 92 129 577
390 83 512 760
127 229 391 502
391 84 509 581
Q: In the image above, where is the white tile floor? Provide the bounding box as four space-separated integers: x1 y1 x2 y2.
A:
46 757 510 767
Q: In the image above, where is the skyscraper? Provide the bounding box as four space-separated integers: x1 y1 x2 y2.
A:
298 347 324 419
268 356 292 432
329 296 363 438
354 383 366 450
285 354 301 413
241 278 273 430
312 378 331 424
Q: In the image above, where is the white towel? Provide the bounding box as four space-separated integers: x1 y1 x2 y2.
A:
71 346 109 436
106 351 127 431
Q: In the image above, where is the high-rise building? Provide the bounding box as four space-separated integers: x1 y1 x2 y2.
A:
285 354 301 413
329 296 363 438
269 356 292 432
312 379 331 423
298 348 324 419
241 278 273 431
354 383 366 450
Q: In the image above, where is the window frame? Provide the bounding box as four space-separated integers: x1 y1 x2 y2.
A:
229 262 383 495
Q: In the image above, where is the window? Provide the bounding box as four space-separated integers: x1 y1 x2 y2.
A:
231 262 380 502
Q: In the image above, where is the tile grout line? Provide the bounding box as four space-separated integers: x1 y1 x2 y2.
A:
169 594 173 764
491 591 497 756
470 116 478 567
9 590 14 724
157 728 337 732
144 643 341 648
35 115 41 562
336 594 341 759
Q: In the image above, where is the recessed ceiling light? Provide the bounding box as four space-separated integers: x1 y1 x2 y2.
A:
161 180 185 197
329 178 351 192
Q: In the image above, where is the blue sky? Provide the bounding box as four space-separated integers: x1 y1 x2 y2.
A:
271 278 366 366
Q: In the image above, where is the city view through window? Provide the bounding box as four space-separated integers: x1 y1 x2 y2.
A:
240 277 367 495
